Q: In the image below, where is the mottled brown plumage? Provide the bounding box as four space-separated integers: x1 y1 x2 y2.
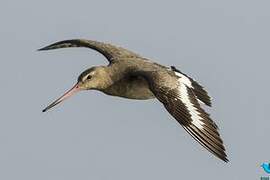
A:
39 39 228 162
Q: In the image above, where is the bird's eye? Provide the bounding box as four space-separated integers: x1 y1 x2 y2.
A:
86 75 92 80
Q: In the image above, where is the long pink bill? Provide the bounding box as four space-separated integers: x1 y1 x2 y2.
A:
42 83 80 112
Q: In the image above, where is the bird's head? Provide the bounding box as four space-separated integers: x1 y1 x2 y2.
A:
78 66 111 90
42 66 110 112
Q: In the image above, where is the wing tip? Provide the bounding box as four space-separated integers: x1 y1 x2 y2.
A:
184 121 228 163
218 151 229 163
37 46 50 51
223 156 229 163
37 39 81 51
38 41 68 51
204 99 212 107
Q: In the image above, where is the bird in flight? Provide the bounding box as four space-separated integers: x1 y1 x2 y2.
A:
39 39 228 162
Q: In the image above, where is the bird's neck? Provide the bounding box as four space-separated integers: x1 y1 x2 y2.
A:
98 65 126 91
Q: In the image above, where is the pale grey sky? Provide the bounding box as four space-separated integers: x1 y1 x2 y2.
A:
0 0 269 179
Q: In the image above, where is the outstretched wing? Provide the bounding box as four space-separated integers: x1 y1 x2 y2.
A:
38 39 141 63
142 70 228 162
